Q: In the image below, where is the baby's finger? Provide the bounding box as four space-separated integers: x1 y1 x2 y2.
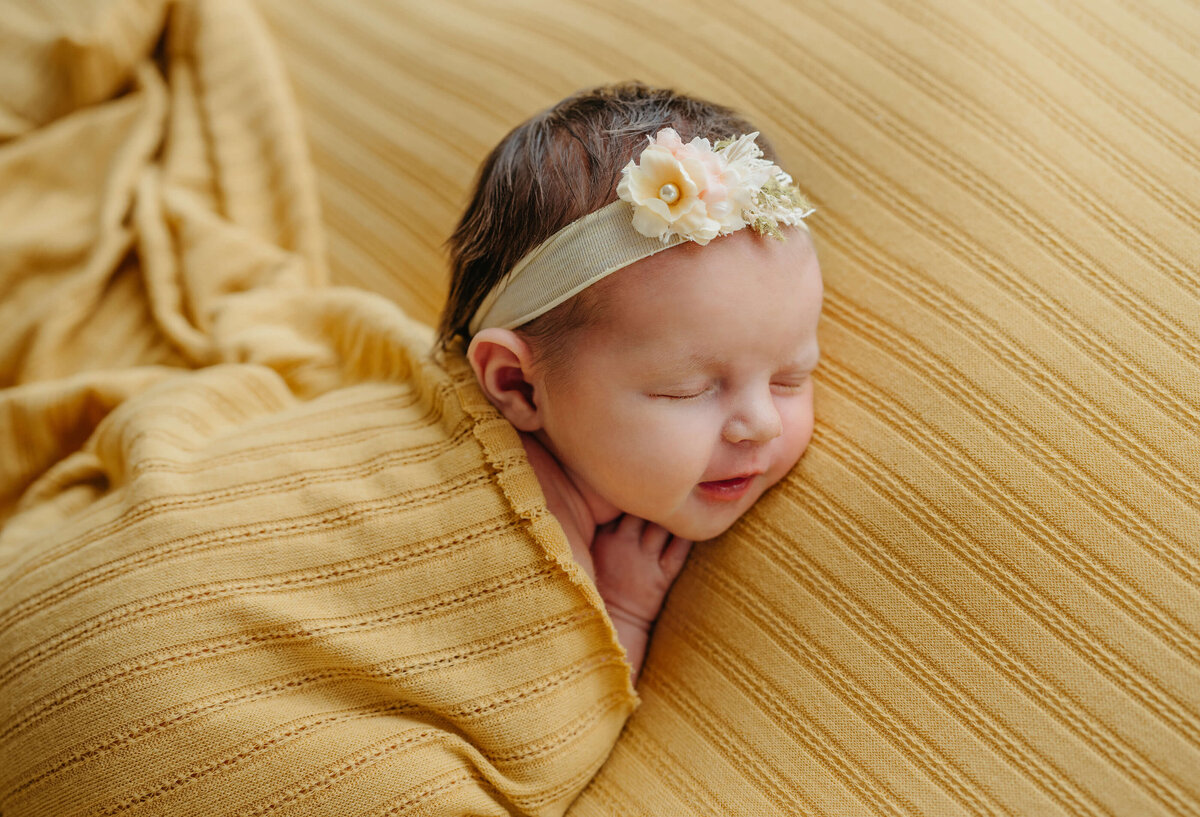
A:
616 513 647 541
660 536 694 576
640 522 672 553
596 517 620 537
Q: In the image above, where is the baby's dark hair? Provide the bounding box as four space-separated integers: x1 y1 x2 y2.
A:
437 81 776 352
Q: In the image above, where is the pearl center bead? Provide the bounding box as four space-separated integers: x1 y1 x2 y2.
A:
658 182 681 205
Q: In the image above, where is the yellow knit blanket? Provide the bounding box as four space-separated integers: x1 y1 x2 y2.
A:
0 2 635 814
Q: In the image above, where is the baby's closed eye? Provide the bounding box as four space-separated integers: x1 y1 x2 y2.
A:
649 388 712 400
770 376 812 394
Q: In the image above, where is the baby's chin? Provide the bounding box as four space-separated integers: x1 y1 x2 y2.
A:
660 496 766 542
659 511 752 544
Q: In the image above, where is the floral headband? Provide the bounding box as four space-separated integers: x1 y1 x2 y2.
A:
468 127 816 334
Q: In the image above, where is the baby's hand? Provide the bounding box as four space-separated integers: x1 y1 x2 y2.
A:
593 514 693 624
591 515 693 684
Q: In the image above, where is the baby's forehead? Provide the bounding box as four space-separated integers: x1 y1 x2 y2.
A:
589 230 820 315
580 264 821 372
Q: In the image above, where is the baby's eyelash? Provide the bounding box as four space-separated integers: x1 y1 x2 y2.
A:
650 388 711 400
771 378 811 393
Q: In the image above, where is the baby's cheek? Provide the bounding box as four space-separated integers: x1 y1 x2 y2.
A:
780 396 816 467
618 429 705 498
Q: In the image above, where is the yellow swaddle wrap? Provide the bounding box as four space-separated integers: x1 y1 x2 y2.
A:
0 2 635 814
0 316 637 816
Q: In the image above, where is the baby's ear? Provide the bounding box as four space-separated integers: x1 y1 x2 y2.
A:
466 329 542 431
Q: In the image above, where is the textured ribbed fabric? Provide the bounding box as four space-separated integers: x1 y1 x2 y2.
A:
0 2 637 815
3 0 1200 815
251 0 1200 815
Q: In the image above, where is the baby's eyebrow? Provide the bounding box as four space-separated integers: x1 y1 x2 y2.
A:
771 352 820 379
640 346 718 373
680 350 723 370
657 344 820 375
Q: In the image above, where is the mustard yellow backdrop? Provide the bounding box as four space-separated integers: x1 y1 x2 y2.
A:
0 0 1197 814
255 0 1200 814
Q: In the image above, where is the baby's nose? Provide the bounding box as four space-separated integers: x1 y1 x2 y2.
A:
723 392 783 444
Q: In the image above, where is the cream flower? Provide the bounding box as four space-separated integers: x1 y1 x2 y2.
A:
617 128 813 245
617 128 723 244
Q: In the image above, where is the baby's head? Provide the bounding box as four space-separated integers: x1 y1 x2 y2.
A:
440 81 823 541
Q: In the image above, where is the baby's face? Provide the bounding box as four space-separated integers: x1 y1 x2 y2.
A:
533 227 823 541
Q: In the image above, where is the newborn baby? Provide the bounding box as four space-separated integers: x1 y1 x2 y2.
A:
439 81 823 685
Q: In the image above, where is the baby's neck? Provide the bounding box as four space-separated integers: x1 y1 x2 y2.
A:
518 431 618 583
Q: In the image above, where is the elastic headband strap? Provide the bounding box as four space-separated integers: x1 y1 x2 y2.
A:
469 200 686 334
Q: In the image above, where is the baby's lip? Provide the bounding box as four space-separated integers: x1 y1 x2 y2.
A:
696 472 762 502
699 470 764 486
700 467 763 487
